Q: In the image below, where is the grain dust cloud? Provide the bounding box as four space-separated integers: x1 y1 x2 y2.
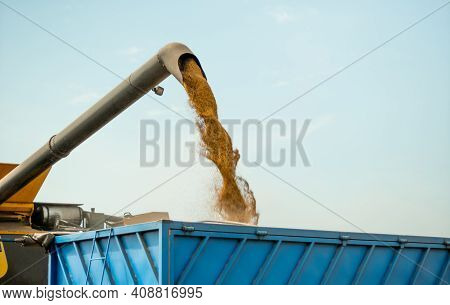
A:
180 57 258 225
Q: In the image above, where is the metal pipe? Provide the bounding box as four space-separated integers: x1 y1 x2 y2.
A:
0 42 205 204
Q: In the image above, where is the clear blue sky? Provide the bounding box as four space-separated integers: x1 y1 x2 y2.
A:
1 0 449 236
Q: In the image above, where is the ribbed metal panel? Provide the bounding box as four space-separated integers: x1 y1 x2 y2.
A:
50 221 449 285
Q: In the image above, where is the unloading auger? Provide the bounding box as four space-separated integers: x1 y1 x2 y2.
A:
0 43 205 204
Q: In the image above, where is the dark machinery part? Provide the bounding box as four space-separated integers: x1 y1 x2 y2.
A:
0 235 48 285
152 86 164 96
12 233 55 249
83 208 123 231
31 203 83 230
30 203 123 231
0 43 205 204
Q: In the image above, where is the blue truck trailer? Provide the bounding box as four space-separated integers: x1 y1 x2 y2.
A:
49 220 449 285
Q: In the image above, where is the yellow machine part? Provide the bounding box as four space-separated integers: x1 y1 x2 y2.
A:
0 163 50 219
0 163 51 203
0 164 51 279
0 241 7 278
0 202 34 220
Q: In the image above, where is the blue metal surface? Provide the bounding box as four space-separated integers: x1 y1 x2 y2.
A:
49 220 450 285
84 227 114 284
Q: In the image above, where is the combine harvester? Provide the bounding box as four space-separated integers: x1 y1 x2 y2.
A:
0 43 448 285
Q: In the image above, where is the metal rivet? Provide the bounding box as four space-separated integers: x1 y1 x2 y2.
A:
256 230 268 237
182 226 195 232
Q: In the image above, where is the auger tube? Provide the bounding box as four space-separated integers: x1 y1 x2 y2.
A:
0 42 205 204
